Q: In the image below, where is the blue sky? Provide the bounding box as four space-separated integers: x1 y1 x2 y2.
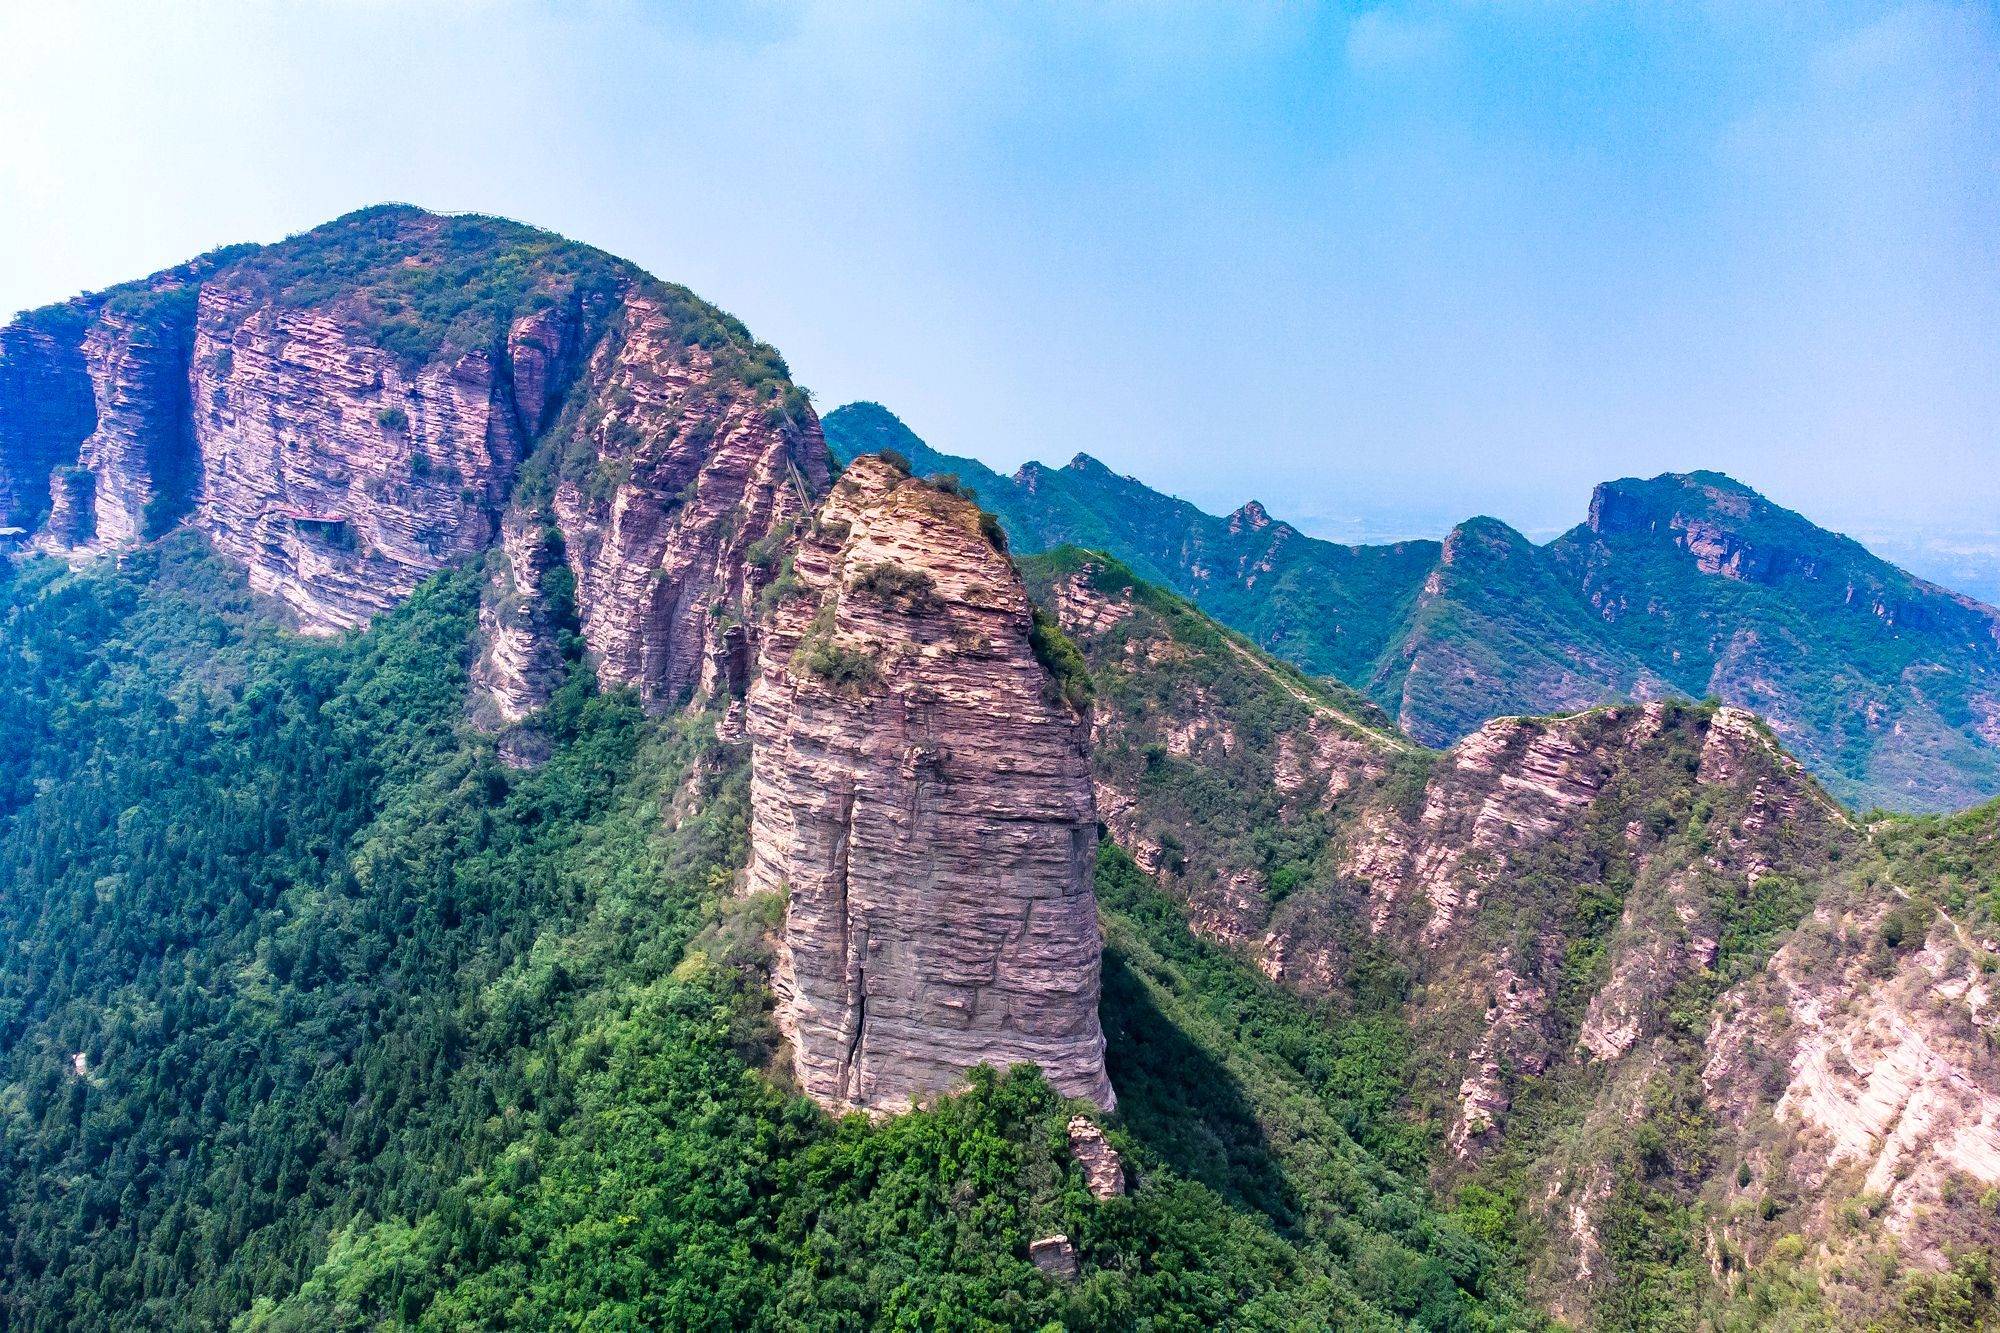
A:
2 2 1994 559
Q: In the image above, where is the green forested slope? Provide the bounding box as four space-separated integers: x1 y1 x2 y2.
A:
1017 546 2000 1331
0 538 1533 1330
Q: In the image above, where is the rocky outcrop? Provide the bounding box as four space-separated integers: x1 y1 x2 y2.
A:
545 293 826 710
1701 889 2000 1315
0 314 95 531
189 285 534 631
1067 1115 1127 1199
471 512 572 728
1033 536 1997 1321
67 299 201 547
747 457 1113 1116
1344 709 1633 944
1313 704 1848 1170
41 467 96 549
1028 1235 1080 1278
1030 554 1401 962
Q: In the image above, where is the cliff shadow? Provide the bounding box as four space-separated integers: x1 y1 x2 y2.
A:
1099 947 1301 1234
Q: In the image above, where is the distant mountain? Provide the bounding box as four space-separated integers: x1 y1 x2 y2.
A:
825 401 2000 812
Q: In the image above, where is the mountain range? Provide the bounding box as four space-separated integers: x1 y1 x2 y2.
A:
0 208 1995 1332
825 401 2000 814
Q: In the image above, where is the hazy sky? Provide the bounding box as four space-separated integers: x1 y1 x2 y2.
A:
3 1 1994 546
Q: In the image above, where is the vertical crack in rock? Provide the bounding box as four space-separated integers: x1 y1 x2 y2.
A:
831 789 867 1103
751 455 1114 1115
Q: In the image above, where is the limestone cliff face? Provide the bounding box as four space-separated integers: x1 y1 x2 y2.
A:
747 457 1113 1115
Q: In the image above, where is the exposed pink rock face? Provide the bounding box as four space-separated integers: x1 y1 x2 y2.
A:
66 303 201 548
1042 559 1398 956
472 511 571 728
1029 1235 1080 1278
0 318 95 530
1312 705 1840 1164
1345 711 1632 944
747 457 1113 1115
2 210 825 727
547 293 827 710
505 302 588 436
1039 544 1994 1319
1702 895 2000 1309
190 285 530 632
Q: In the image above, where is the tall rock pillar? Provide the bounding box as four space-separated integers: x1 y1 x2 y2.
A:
746 456 1114 1114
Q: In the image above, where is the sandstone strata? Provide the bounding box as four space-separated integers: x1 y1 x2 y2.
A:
747 457 1113 1115
472 511 573 726
545 292 825 710
189 285 533 631
67 300 201 547
0 208 828 724
1034 571 1918 1318
1029 1235 1079 1278
1701 891 2000 1313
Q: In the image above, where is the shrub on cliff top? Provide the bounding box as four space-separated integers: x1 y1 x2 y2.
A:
1030 606 1093 712
850 561 942 615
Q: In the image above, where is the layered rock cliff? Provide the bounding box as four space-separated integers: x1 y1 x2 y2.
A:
539 291 825 710
69 296 203 548
0 314 96 533
0 207 827 717
746 457 1113 1115
188 281 535 629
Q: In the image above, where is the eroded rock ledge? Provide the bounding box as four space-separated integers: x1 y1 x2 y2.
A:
746 456 1114 1115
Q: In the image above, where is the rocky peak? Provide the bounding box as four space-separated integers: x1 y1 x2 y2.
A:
1584 471 1834 586
746 455 1113 1115
1228 499 1273 534
1439 515 1532 567
1587 471 1753 534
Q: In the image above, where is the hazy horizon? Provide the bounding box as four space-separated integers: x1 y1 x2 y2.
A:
833 395 2000 606
4 2 1993 584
